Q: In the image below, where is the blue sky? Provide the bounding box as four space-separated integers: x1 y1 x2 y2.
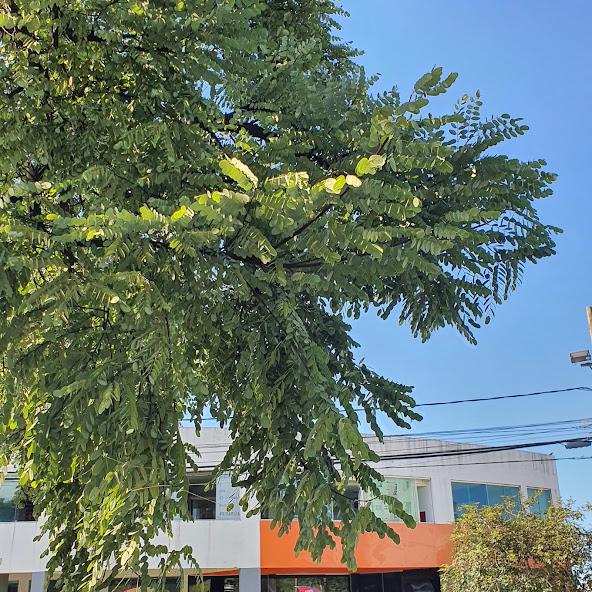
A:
337 1 592 509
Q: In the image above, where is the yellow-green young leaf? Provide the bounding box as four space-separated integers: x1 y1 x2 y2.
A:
355 157 371 176
219 158 258 190
171 205 187 221
333 175 346 192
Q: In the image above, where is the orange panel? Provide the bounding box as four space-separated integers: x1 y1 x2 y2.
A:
260 522 453 574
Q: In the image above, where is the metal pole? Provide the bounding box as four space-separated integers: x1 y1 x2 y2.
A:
587 306 592 348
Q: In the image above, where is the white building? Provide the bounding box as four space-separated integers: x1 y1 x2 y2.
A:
0 428 560 592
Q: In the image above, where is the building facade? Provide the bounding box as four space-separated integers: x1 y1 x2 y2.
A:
0 428 560 592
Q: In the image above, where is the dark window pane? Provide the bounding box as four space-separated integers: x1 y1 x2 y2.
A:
16 498 36 522
333 484 360 521
188 475 216 520
327 577 350 592
266 576 349 592
383 573 402 592
401 570 439 592
351 573 381 592
189 576 237 592
266 576 297 592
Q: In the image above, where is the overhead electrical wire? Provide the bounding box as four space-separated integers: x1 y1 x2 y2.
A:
196 386 591 425
392 417 592 446
188 416 592 452
413 386 592 407
187 455 592 473
183 435 592 470
374 456 592 469
374 436 592 462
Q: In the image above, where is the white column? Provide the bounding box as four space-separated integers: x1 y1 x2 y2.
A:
30 573 46 592
239 568 260 592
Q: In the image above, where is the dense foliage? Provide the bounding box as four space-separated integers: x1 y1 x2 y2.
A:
0 0 558 590
441 498 592 592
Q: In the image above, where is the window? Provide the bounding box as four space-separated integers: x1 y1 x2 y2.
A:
0 477 19 522
416 479 433 523
451 482 520 519
368 477 420 523
332 482 360 521
187 473 240 520
262 571 438 592
189 576 238 592
0 477 34 522
262 575 350 592
188 475 216 520
527 488 552 516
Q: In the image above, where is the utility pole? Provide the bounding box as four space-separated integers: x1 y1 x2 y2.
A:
569 307 592 367
565 308 592 449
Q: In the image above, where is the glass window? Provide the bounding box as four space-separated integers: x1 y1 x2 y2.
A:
215 473 240 520
351 574 381 592
108 577 182 592
188 475 216 520
368 478 420 522
189 576 238 592
0 477 18 522
332 483 360 521
527 488 552 516
265 576 349 592
486 485 520 508
382 573 402 592
452 482 520 519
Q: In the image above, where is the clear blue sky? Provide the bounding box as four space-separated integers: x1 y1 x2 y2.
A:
337 1 592 509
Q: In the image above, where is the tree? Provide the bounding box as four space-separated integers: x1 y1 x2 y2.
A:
440 498 592 592
0 1 558 590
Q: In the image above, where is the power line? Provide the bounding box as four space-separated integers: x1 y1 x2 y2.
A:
186 416 592 454
375 456 592 469
405 416 591 437
392 417 592 447
187 455 592 473
375 436 592 462
414 386 592 407
195 387 592 427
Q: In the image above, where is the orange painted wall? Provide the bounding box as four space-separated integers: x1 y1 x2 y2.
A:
260 522 454 575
